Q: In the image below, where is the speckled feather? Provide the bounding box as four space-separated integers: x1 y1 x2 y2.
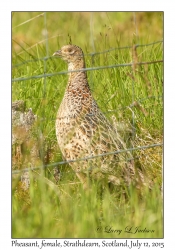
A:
54 45 143 188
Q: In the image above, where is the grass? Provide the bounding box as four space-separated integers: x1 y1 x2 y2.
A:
12 12 163 238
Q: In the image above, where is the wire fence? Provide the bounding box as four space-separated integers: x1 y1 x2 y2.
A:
12 12 163 178
12 143 163 175
12 59 163 82
12 40 163 69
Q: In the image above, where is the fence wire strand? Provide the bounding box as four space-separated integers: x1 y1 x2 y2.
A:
12 40 163 68
12 59 163 83
12 143 163 175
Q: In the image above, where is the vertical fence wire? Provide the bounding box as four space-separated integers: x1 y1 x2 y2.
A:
41 12 49 174
90 12 104 226
89 12 96 183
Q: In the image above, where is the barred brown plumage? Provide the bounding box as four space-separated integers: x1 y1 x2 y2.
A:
53 44 144 189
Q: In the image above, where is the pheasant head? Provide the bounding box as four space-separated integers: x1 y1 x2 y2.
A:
53 44 85 71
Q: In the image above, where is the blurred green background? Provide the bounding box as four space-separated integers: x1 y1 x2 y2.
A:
12 12 163 53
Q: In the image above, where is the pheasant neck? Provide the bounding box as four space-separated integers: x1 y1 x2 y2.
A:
68 58 85 71
67 59 89 89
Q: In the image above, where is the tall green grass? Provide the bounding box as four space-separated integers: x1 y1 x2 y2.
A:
12 12 163 238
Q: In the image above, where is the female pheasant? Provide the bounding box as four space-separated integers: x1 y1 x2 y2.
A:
53 45 143 189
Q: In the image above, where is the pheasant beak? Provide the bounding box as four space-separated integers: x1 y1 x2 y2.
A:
53 50 62 57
